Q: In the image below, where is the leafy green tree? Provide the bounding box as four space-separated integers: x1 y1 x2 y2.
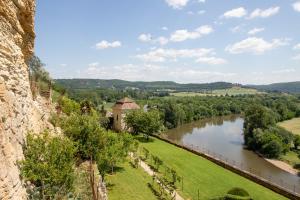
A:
244 104 275 147
80 100 93 114
97 132 135 175
20 133 76 199
58 96 80 115
125 109 163 139
27 55 52 83
294 135 300 149
261 140 283 158
251 127 292 158
61 113 105 160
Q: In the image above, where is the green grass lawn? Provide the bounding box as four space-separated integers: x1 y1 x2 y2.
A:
278 117 300 135
140 137 287 200
170 87 260 97
280 151 300 169
106 161 157 200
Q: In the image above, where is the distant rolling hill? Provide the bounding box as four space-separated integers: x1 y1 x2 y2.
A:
55 79 300 94
55 79 237 92
249 81 300 94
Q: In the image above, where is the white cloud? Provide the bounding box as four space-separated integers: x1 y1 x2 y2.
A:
138 34 169 45
170 25 213 42
293 1 300 12
198 0 206 3
138 34 152 42
223 7 247 18
88 62 99 67
294 43 300 50
60 64 67 67
292 54 300 60
95 40 122 49
136 48 226 65
226 37 289 54
249 6 280 19
157 37 169 45
165 0 189 9
81 63 235 83
162 26 168 31
248 28 265 35
196 57 227 65
271 68 295 74
197 10 206 15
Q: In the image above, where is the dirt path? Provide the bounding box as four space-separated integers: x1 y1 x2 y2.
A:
129 153 184 200
138 159 185 200
265 158 299 175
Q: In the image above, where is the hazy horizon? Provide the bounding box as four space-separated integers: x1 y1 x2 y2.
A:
36 0 300 84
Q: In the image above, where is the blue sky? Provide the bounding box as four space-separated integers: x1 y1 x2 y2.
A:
35 0 300 84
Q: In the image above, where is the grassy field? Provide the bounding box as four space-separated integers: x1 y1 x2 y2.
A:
140 137 287 200
280 151 300 168
170 87 260 97
278 117 300 135
106 161 157 200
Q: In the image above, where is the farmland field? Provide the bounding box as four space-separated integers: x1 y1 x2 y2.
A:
278 117 300 135
170 87 261 97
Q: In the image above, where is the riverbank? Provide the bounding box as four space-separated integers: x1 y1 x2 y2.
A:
265 158 298 175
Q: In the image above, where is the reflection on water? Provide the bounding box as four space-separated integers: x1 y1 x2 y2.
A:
162 115 300 193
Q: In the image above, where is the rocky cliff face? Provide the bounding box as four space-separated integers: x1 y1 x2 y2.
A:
0 0 52 199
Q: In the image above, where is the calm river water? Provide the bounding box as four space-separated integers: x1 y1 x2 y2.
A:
162 115 300 193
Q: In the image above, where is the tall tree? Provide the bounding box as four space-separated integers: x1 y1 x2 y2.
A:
125 109 163 139
27 55 52 83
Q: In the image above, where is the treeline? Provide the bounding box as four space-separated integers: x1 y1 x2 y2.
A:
244 96 300 158
55 79 235 92
141 94 300 130
59 88 168 106
250 81 300 94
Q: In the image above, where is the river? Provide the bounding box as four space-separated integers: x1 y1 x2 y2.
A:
161 115 300 193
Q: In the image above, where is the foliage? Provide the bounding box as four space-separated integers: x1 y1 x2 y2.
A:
60 113 105 160
56 79 235 92
20 133 76 199
141 147 150 161
97 132 136 175
294 135 300 149
244 104 295 158
251 81 300 94
27 55 52 83
150 154 163 172
58 96 80 115
125 109 163 139
226 187 250 197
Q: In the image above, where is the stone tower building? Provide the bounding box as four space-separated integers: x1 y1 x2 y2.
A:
112 97 140 132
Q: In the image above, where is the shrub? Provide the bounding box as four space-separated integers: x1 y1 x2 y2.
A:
224 187 251 200
20 132 76 199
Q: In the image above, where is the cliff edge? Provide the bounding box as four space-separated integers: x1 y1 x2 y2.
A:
0 0 52 199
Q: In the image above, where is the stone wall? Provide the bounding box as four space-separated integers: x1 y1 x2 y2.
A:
153 135 300 200
0 0 52 199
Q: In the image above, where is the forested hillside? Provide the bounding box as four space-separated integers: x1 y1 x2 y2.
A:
56 79 300 94
55 79 236 91
249 82 300 93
